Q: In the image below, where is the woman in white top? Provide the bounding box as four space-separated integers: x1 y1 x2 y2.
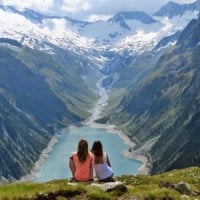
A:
91 140 115 182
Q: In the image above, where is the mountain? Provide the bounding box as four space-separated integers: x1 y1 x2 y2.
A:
0 5 46 23
0 2 197 55
108 11 156 30
0 40 99 180
154 0 200 18
0 0 200 180
0 46 70 179
177 17 200 49
153 31 181 50
101 15 200 174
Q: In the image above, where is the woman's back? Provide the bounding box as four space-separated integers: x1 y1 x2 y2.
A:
71 151 93 181
69 139 94 182
91 140 115 182
93 152 113 180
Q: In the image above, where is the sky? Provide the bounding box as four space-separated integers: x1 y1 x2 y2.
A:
0 0 197 21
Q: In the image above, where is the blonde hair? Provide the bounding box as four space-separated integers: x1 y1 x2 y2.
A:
77 139 88 162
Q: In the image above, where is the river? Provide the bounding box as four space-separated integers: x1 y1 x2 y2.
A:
30 76 146 182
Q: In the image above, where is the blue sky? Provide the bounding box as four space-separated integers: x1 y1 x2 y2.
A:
0 0 196 21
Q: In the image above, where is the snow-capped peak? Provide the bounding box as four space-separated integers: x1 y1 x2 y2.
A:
0 2 199 57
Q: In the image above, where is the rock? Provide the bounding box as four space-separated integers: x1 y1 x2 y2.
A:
159 181 192 195
68 181 127 195
159 181 176 189
176 182 191 195
181 194 191 200
91 181 127 193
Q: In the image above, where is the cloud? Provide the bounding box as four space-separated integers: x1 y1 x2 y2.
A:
2 0 54 12
0 0 197 21
87 14 112 22
61 0 92 13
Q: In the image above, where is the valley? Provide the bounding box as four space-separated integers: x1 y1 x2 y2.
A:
0 0 200 182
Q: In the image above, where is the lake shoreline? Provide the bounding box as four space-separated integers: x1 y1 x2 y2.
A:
20 73 151 182
20 121 150 182
19 136 58 182
85 121 150 175
86 75 151 175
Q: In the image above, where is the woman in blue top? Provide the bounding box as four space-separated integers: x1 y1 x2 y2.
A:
91 140 115 182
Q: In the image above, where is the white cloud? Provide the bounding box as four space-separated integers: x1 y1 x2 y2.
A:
176 0 196 2
61 0 92 13
2 0 54 12
87 14 112 22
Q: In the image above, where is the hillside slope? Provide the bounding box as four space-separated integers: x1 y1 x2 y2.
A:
0 43 98 180
0 167 199 200
102 16 200 174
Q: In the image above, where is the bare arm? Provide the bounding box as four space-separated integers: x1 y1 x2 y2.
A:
69 156 75 176
106 154 112 167
90 159 93 178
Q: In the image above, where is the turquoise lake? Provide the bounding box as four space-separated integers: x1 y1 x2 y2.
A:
35 125 142 182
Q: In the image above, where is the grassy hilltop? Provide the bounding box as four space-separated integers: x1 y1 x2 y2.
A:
0 166 199 200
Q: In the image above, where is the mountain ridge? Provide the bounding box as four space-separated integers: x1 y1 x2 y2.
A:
1 1 198 54
108 11 157 30
153 0 200 18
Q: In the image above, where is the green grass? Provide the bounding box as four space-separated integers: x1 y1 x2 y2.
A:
0 167 199 199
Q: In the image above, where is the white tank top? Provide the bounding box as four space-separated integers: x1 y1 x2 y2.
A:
93 152 113 180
